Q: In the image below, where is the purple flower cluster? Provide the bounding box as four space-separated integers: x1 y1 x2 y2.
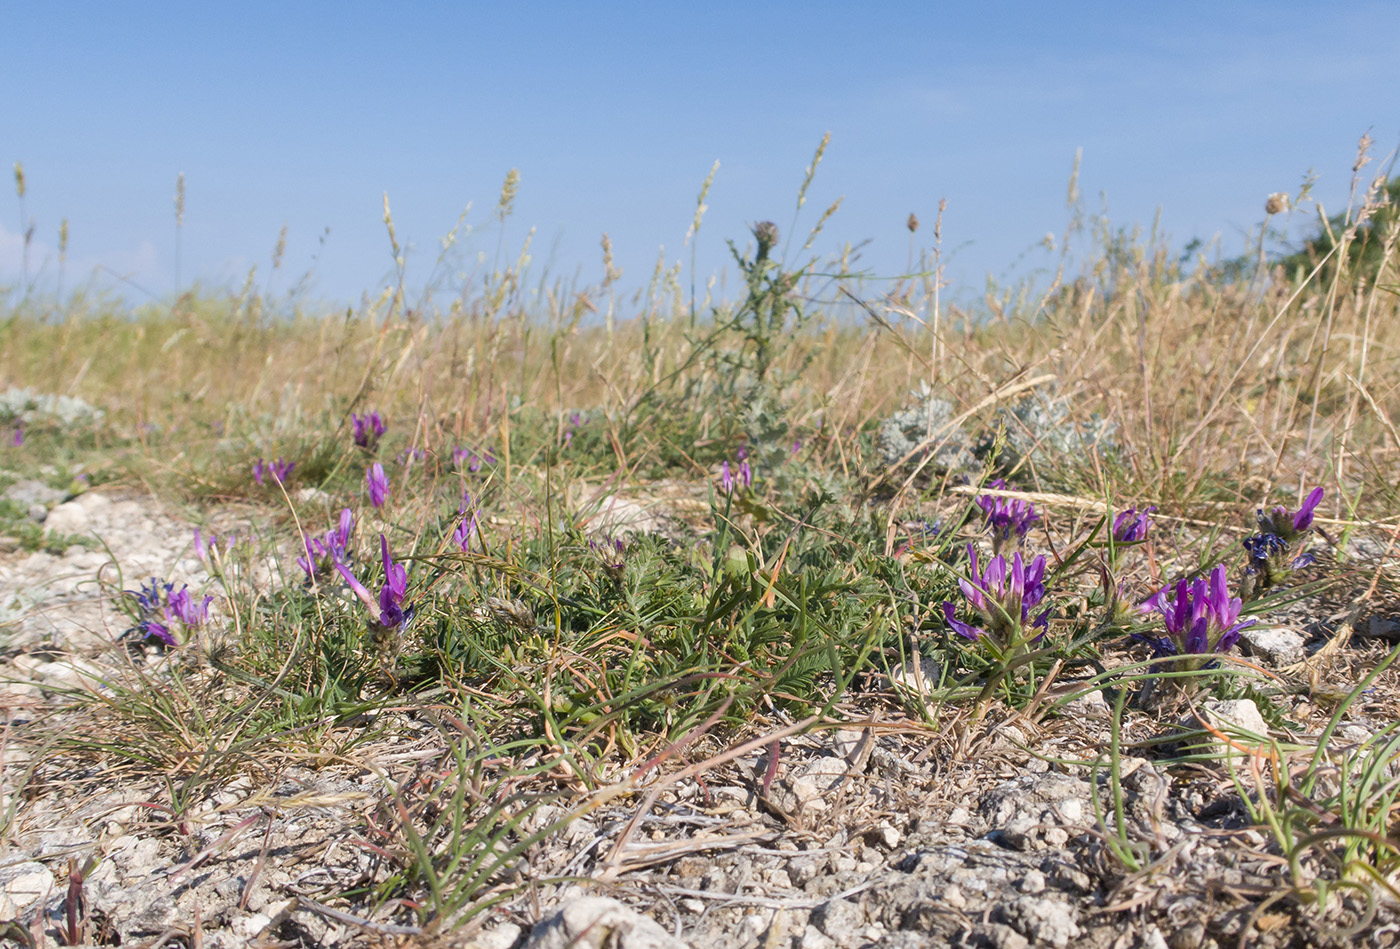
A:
452 447 496 473
129 577 211 647
8 424 21 447
564 412 583 448
1112 506 1155 544
1135 564 1253 660
397 446 427 467
1256 486 1324 544
352 411 386 450
590 536 627 581
1243 486 1323 595
253 457 294 486
192 529 237 565
720 447 753 494
366 462 390 508
336 534 412 631
297 508 355 581
452 490 478 553
976 480 1040 552
942 543 1049 648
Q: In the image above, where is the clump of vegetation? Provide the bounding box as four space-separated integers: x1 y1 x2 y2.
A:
2 135 1399 939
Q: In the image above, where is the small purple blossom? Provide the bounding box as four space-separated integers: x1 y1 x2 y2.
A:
166 586 212 627
1135 564 1253 660
719 448 752 494
253 457 294 487
452 491 477 553
366 463 389 508
453 447 493 473
590 536 627 580
1112 506 1156 544
194 529 238 566
127 577 210 647
352 411 387 450
563 412 583 448
9 424 21 447
976 480 1040 552
1242 530 1316 594
335 534 412 630
296 508 355 580
1257 486 1324 543
790 438 803 456
942 543 1049 648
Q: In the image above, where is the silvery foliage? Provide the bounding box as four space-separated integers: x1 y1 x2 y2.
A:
982 392 1116 468
0 387 105 426
878 382 975 472
741 394 843 500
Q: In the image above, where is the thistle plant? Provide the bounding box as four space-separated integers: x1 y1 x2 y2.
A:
1241 486 1323 598
1134 564 1253 671
352 411 386 451
942 543 1050 655
976 479 1040 554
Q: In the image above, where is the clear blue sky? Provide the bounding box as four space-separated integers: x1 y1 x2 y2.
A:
3 2 1398 309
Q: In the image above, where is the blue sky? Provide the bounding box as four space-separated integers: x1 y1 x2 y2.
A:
3 2 1398 309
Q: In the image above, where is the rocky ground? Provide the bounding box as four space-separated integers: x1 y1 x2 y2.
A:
1 483 1398 948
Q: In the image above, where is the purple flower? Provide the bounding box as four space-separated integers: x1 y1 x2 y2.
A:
1241 530 1315 594
453 447 485 473
739 458 753 489
127 577 209 647
1257 486 1324 543
296 508 355 580
253 457 293 486
590 536 627 580
942 543 1049 648
720 460 735 494
9 424 21 447
194 530 239 568
352 411 387 450
366 463 389 508
166 586 211 627
335 534 411 630
564 412 583 448
1112 506 1156 544
790 438 803 456
1135 564 1253 659
452 491 477 553
976 480 1040 552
